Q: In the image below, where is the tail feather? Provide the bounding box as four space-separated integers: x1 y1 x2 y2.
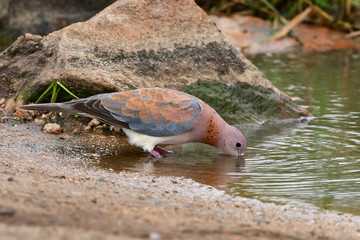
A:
20 97 129 128
20 102 79 114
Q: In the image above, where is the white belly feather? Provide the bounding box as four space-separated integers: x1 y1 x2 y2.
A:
122 128 188 152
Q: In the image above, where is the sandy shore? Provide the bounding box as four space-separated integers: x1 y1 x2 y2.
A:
1 120 360 240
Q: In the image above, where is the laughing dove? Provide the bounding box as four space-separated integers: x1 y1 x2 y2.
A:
21 88 246 160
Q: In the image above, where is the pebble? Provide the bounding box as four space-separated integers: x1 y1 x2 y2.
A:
41 113 52 121
13 110 33 121
43 123 62 134
93 124 106 133
0 98 6 107
73 125 83 134
1 116 9 123
88 118 100 127
148 232 161 240
110 125 122 132
34 118 46 126
37 152 53 158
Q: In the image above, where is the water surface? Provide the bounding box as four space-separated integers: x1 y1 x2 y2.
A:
88 50 360 215
240 51 360 214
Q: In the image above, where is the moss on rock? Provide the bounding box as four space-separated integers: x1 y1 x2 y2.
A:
183 81 306 124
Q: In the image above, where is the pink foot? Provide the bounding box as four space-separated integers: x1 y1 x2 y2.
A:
150 149 164 161
154 146 174 155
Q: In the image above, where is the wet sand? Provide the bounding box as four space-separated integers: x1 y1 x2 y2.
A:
1 120 360 240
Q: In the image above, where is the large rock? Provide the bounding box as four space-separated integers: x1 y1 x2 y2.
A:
0 0 310 123
0 0 116 37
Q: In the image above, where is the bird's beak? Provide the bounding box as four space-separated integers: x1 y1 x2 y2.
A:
237 149 243 157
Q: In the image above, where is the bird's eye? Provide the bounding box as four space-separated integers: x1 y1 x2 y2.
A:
235 142 241 148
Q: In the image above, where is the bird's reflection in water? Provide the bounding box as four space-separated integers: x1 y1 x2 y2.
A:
81 121 304 190
94 142 247 190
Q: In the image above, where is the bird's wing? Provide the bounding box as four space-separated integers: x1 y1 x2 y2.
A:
23 89 202 136
69 94 130 128
100 88 202 137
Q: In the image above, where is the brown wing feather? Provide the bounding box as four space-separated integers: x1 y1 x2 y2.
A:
101 88 202 136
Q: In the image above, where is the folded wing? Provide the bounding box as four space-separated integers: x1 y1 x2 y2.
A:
101 88 202 136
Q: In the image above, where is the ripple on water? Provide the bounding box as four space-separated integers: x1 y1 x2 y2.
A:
228 51 360 215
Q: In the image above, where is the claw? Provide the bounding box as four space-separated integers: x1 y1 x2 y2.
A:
149 146 174 163
154 146 174 155
150 149 164 160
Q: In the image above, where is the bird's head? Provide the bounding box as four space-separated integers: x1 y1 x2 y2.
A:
217 125 247 157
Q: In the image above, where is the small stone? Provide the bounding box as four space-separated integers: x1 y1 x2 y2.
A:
73 125 83 134
148 232 161 240
41 113 52 121
88 118 100 127
7 177 14 182
53 175 66 179
37 152 50 157
110 125 122 132
43 123 62 134
95 124 106 129
34 118 46 126
1 116 9 123
94 124 106 133
68 177 78 182
13 109 32 121
0 98 6 107
2 98 17 113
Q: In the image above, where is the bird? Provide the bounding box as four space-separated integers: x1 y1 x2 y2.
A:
21 88 246 161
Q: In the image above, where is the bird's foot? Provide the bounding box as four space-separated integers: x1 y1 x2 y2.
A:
149 147 174 163
150 149 164 162
154 146 174 155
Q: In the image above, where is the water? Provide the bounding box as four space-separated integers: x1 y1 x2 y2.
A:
87 50 360 215
240 51 360 214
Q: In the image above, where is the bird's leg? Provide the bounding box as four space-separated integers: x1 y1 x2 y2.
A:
154 146 174 155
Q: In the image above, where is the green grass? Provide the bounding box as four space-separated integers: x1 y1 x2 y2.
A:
35 81 79 103
196 0 359 31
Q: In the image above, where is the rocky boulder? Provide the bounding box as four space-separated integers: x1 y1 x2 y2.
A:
0 0 116 37
0 0 310 123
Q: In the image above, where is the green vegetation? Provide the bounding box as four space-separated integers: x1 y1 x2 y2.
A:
196 0 360 31
35 81 79 103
